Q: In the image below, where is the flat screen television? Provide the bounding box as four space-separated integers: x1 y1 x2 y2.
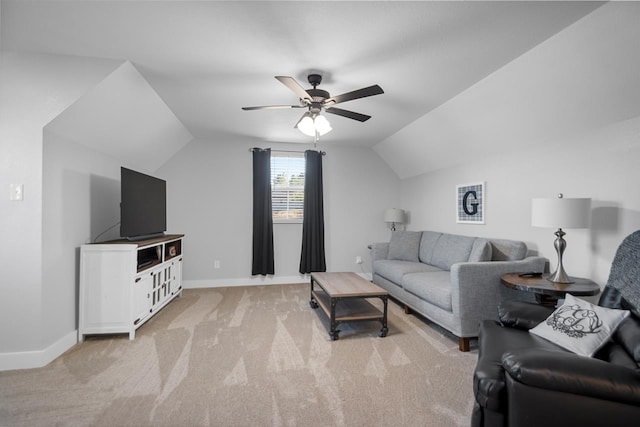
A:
120 167 166 240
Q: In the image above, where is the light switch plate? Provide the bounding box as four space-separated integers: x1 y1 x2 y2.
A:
10 184 24 201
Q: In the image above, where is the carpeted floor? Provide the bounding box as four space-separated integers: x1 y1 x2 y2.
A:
0 284 478 426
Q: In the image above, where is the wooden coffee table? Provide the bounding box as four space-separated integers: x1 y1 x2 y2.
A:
310 272 389 340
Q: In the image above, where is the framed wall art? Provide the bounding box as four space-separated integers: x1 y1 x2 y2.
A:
456 182 485 224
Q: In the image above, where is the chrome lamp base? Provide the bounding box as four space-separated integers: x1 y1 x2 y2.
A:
546 228 574 284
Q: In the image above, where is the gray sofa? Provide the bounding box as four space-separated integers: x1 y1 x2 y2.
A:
371 231 546 351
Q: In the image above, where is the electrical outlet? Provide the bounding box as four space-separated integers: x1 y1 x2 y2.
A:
214 260 221 269
10 184 23 201
356 256 363 265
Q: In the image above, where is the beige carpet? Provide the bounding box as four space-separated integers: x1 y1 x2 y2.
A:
0 284 478 426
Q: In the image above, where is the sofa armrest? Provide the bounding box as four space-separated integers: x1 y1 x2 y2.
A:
503 348 640 406
370 242 389 262
449 256 547 335
498 300 554 330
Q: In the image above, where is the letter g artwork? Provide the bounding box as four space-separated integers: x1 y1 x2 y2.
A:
456 182 485 224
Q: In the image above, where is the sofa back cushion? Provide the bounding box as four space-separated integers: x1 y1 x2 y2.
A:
430 234 476 270
418 231 442 264
469 238 493 262
388 231 422 262
490 239 527 261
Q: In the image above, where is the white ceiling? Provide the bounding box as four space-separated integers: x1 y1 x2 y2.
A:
1 1 605 150
376 2 640 178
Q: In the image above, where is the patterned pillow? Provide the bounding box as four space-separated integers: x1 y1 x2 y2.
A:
529 293 630 357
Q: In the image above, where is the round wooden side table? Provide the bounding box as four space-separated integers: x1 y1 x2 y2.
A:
500 273 601 307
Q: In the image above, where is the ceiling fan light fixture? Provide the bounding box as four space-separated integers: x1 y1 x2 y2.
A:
297 113 332 137
244 74 383 136
314 114 332 135
297 114 316 136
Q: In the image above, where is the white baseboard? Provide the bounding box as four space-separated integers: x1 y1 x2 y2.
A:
184 275 310 289
0 330 78 372
184 272 371 289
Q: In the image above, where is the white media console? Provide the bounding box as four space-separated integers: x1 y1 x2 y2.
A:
79 234 184 341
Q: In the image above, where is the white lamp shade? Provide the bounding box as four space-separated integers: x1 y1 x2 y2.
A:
531 197 591 229
384 208 405 224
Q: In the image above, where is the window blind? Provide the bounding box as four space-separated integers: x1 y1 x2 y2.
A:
271 153 305 221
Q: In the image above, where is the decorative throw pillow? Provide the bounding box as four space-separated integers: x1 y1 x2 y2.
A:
388 231 422 262
530 293 630 357
468 238 493 262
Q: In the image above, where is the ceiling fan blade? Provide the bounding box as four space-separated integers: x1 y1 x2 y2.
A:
325 107 371 122
242 104 305 111
275 76 312 102
325 84 384 105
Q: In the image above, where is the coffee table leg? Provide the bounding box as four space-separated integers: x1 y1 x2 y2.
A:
330 297 340 340
379 295 389 337
309 277 319 309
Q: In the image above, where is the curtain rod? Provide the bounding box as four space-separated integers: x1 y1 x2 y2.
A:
249 148 326 155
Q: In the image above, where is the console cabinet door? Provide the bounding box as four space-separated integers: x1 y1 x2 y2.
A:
173 257 183 295
133 272 153 325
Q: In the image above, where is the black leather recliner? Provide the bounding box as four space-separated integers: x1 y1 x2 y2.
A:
472 230 640 427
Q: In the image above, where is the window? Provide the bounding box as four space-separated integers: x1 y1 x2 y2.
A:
271 153 305 222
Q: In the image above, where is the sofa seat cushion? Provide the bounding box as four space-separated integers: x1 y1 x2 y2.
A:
402 271 452 311
373 260 440 285
594 341 639 369
431 234 477 270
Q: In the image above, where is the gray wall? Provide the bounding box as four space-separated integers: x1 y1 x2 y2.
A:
156 138 401 286
399 116 640 287
1 51 190 369
376 3 640 289
42 131 123 346
0 52 119 359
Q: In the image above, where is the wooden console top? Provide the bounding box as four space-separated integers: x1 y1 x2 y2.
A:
98 234 185 247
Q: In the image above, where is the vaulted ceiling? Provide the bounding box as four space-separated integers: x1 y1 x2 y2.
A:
7 1 638 178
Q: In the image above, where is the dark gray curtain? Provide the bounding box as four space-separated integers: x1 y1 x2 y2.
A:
252 148 274 276
299 150 326 274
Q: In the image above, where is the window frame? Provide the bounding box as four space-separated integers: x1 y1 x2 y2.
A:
271 152 305 224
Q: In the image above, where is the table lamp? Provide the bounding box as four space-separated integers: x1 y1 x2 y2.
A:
531 194 591 283
384 208 405 231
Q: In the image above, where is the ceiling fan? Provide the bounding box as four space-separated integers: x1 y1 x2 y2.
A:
242 74 384 136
